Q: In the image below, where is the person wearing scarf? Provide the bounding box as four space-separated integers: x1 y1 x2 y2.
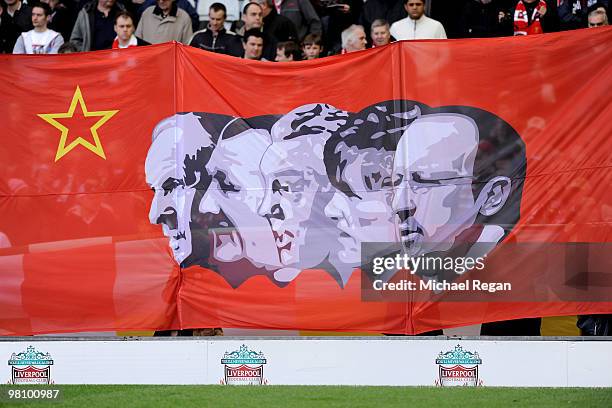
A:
514 0 548 34
111 11 149 49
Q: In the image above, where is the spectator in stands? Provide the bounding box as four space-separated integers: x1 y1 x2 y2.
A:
137 0 198 31
514 0 546 34
359 0 407 36
189 2 243 57
235 3 276 60
458 0 513 38
277 0 322 41
58 40 78 52
275 40 300 61
234 2 262 36
255 0 298 42
301 32 323 59
136 0 193 44
589 0 610 14
71 0 125 51
13 2 64 53
577 314 612 335
320 0 362 55
370 18 392 47
558 0 588 30
0 0 33 53
39 0 74 41
341 23 366 53
390 0 447 40
514 0 559 35
587 4 609 26
242 27 265 60
112 10 149 48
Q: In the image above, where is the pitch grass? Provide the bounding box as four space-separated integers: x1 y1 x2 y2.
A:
1 385 611 408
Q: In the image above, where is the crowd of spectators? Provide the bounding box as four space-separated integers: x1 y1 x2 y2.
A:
0 0 609 56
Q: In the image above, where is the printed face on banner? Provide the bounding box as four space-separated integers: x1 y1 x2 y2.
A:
145 103 522 287
391 114 482 256
200 127 279 268
259 104 348 271
325 147 397 265
145 113 214 266
322 101 421 276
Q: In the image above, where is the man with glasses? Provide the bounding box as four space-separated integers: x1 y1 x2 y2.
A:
391 106 526 264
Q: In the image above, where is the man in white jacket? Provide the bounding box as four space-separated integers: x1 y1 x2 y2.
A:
13 2 63 54
389 0 446 40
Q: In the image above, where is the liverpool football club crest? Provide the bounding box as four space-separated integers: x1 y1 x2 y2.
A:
8 345 54 384
435 344 482 386
220 344 268 385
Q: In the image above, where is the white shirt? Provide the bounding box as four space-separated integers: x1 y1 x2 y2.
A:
13 29 64 54
30 30 57 53
389 14 447 41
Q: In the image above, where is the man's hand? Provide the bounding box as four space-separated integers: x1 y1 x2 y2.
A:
340 4 350 13
538 5 547 16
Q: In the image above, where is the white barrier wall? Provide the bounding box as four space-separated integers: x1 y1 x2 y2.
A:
1 338 610 387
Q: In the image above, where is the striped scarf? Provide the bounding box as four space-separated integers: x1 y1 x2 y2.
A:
514 0 547 35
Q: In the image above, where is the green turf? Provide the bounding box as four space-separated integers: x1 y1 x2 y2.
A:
1 385 611 408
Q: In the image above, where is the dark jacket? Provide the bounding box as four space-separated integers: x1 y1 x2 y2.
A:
231 23 278 61
48 6 76 41
255 30 278 62
358 0 406 33
0 3 33 53
321 0 363 51
263 7 298 42
578 314 612 336
558 0 590 30
280 0 322 40
189 27 243 57
70 0 125 51
458 0 513 38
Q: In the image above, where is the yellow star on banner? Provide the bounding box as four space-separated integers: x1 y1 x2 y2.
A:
38 86 119 162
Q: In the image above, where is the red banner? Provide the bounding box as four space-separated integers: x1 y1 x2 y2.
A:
1 28 611 335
